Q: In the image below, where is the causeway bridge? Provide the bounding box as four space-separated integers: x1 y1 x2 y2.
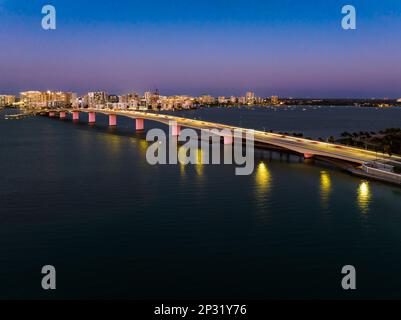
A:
43 108 401 168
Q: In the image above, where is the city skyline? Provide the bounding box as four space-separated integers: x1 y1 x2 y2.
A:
1 0 401 98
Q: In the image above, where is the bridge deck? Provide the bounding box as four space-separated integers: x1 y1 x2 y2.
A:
46 108 401 166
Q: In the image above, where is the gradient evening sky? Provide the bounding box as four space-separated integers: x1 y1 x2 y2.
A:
0 0 401 98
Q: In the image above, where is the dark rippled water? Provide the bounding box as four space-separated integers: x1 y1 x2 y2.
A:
1 107 401 299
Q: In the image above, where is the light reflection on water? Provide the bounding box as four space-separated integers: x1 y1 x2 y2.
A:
252 161 273 223
106 134 123 153
178 145 204 177
255 161 272 202
320 171 332 209
195 148 203 177
357 181 371 214
138 139 149 153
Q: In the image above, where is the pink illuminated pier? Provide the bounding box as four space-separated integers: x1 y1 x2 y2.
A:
171 123 181 136
73 111 79 121
109 114 117 126
49 112 55 117
59 111 66 119
223 135 233 145
136 118 144 130
88 112 96 123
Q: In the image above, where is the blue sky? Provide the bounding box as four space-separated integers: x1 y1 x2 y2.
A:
1 0 401 97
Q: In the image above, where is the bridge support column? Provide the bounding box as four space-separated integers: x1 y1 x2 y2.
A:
109 114 117 126
136 118 144 130
171 123 181 136
49 112 55 117
73 111 79 121
304 153 314 159
223 135 233 145
59 111 66 119
88 112 96 123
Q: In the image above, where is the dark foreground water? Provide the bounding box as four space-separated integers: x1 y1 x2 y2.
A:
1 107 401 299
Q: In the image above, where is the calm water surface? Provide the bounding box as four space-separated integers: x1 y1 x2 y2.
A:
163 105 401 138
1 107 401 299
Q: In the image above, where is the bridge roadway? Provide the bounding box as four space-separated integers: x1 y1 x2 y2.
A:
47 108 401 166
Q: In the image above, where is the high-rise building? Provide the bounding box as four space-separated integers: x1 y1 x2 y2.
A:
238 96 247 104
87 91 108 108
78 96 87 108
198 95 216 104
19 91 77 109
108 95 119 103
159 95 194 110
119 92 141 108
246 91 255 104
144 91 153 104
271 95 279 105
20 91 45 108
144 90 160 109
48 92 76 108
218 96 227 104
0 95 16 107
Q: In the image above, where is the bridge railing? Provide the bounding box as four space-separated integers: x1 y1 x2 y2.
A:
362 163 401 184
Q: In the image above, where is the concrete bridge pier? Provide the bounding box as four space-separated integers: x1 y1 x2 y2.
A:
109 114 117 126
136 118 144 131
223 135 233 145
304 153 314 159
72 111 79 121
59 111 66 119
49 112 55 117
88 112 96 124
171 123 181 136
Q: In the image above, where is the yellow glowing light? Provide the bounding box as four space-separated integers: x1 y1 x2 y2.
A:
105 134 122 153
138 139 148 153
357 181 371 214
180 162 186 176
178 145 187 164
177 146 203 176
255 162 271 193
195 148 203 176
320 171 331 207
